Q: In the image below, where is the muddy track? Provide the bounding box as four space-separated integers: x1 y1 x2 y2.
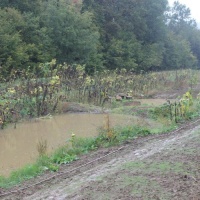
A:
1 119 200 200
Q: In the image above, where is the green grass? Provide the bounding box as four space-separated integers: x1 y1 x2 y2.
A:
0 164 42 188
122 161 185 174
123 175 171 200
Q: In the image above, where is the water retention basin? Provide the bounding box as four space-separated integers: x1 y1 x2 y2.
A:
0 113 137 176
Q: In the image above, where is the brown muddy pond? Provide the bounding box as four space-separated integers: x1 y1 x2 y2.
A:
0 113 147 176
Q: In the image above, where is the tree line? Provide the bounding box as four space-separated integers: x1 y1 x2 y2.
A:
0 0 200 77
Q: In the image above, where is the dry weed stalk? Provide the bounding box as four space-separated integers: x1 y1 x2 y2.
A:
104 114 115 140
37 139 47 156
104 114 110 131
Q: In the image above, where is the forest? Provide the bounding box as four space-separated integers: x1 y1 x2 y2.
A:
0 0 200 77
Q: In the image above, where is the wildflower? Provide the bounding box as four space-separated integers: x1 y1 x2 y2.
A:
38 86 43 92
8 87 16 94
76 65 85 76
71 133 76 137
85 77 92 86
50 75 60 85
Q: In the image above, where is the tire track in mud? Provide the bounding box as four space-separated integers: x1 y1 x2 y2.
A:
1 119 200 200
29 125 200 200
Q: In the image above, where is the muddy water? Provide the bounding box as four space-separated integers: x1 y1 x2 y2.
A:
0 113 138 176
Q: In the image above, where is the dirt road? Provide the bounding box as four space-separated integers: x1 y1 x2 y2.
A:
1 122 200 200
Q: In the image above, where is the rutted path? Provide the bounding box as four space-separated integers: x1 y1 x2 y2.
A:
1 122 200 200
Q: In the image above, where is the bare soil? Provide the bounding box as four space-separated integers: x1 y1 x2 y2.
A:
0 119 199 200
153 83 200 99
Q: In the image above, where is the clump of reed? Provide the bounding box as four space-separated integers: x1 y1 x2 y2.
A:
37 139 47 156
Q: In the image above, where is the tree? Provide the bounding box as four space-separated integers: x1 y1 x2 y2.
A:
41 0 102 71
82 0 168 71
162 32 197 69
166 1 196 34
166 1 200 68
0 0 42 14
187 29 200 66
0 8 28 75
20 13 54 66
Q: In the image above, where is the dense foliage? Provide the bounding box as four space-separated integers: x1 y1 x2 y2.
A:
0 59 199 126
0 0 200 77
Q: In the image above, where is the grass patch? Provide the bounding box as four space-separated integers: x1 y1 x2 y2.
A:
127 176 170 200
0 164 42 188
122 161 185 174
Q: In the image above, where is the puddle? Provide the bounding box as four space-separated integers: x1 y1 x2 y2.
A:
0 113 139 176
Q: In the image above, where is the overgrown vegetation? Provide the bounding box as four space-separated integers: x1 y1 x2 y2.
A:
149 91 200 123
1 65 200 128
